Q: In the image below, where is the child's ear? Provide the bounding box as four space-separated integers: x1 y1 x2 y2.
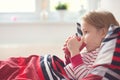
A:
100 28 107 38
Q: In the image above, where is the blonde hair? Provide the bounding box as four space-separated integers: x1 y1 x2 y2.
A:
82 11 119 29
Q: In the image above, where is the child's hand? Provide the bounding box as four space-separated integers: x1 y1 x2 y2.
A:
67 35 85 57
63 36 72 64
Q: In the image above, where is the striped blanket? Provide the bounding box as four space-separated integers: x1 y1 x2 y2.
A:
0 55 68 80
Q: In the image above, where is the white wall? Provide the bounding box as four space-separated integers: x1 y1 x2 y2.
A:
0 22 76 60
100 0 120 22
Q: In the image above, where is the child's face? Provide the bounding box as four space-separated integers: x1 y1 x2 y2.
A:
81 21 105 52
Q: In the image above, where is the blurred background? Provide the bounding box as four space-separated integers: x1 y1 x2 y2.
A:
0 0 120 60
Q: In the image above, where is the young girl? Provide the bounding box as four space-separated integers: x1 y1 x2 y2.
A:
63 10 120 80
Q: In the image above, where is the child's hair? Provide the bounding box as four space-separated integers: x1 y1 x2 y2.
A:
82 10 119 29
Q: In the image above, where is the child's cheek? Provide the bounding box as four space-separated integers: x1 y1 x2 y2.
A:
83 35 87 43
83 35 90 46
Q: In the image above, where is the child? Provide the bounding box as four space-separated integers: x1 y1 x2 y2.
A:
63 10 120 80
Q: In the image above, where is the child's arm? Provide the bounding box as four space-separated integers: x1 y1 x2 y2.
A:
64 50 97 80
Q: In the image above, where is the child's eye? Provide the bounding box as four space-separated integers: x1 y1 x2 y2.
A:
83 31 88 35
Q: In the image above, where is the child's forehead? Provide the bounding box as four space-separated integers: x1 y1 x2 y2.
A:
81 23 88 30
81 21 87 27
81 21 94 30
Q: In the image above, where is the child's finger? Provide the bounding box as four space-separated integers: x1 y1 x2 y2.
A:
65 36 72 43
75 36 81 41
